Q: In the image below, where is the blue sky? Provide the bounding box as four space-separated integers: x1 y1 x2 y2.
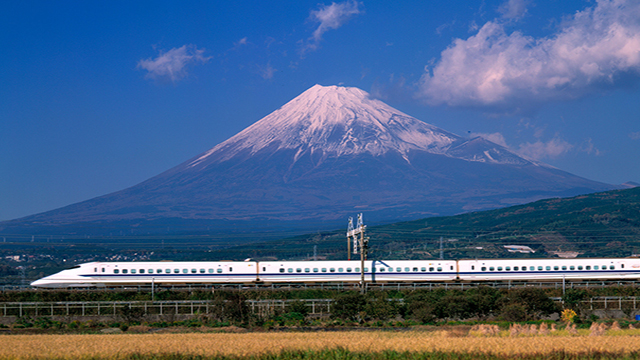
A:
2 0 640 221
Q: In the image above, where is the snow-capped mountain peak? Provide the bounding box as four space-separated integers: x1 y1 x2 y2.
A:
190 84 466 167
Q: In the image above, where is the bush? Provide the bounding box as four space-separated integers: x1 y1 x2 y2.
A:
331 292 366 321
364 292 398 321
500 303 528 322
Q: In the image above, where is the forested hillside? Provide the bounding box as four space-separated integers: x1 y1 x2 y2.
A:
205 187 640 260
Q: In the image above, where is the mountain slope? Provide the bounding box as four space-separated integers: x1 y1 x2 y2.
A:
0 85 615 237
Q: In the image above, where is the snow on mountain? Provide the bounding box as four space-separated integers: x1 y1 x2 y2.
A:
189 85 528 167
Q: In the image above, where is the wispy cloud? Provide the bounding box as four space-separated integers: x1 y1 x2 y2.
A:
258 63 276 80
497 0 531 21
517 137 574 160
302 0 361 54
474 131 576 161
418 0 640 112
137 45 210 83
630 131 640 140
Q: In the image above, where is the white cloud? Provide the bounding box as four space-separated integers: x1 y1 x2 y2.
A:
137 45 210 83
630 131 640 140
418 0 640 111
580 138 602 156
517 137 573 160
302 0 361 54
258 63 276 80
497 0 531 21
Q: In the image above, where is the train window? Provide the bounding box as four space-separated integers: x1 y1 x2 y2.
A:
182 269 188 274
339 268 344 272
610 265 615 270
296 268 302 273
530 266 535 270
420 267 426 272
602 265 607 269
379 268 385 272
513 266 518 271
622 264 625 269
562 266 567 270
166 269 171 274
397 267 401 272
305 268 310 273
471 266 475 270
114 269 119 274
102 268 105 273
505 267 511 271
288 268 293 273
208 269 214 273
544 266 549 271
569 266 575 270
586 266 591 270
437 267 442 272
429 267 434 272
123 269 128 274
387 267 393 272
191 269 196 274
364 268 369 272
522 267 527 271
131 269 137 274
279 268 285 273
322 268 327 272
554 266 559 270
594 266 599 270
200 269 205 273
405 267 410 272
489 267 495 271
346 268 352 272
94 268 97 273
313 268 319 273
412 267 418 272
217 269 223 273
497 267 503 271
140 269 145 274
330 268 335 272
355 267 360 272
481 267 486 271
450 266 454 270
577 266 583 270
149 269 154 274
537 266 542 271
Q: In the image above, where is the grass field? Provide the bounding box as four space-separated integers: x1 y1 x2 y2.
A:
4 328 640 359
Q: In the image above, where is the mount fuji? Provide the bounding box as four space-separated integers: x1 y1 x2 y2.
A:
0 85 615 237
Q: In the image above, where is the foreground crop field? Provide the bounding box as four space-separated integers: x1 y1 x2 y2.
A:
4 329 640 359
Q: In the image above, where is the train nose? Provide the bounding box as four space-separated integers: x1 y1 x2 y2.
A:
30 278 48 287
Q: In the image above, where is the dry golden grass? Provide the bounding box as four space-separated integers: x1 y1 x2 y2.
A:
3 329 640 359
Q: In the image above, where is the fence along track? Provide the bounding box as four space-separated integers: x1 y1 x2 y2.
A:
0 299 333 318
1 297 640 319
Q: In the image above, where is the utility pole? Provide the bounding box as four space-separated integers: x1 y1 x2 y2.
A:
440 237 443 260
347 213 368 294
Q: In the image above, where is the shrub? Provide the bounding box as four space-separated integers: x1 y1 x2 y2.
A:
331 292 366 321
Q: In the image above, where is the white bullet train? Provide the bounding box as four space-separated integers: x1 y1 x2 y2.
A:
30 257 640 288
